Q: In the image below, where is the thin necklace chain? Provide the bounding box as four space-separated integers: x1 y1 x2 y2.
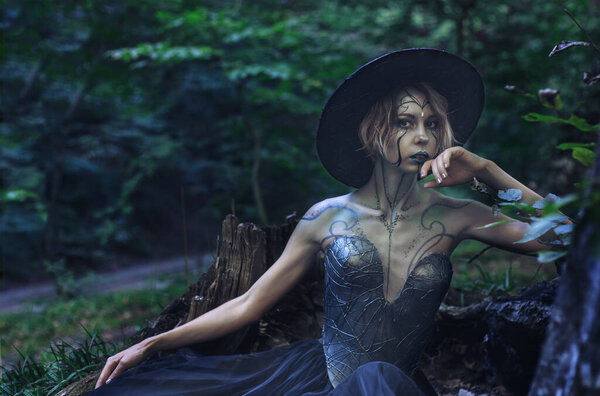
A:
374 163 410 234
374 163 414 301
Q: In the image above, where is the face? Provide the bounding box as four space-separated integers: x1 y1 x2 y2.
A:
382 89 440 172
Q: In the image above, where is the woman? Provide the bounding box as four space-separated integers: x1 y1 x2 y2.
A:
91 49 552 395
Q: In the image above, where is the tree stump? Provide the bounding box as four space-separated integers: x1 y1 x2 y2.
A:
135 213 323 356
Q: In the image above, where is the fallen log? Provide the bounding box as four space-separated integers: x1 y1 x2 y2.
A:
425 281 556 395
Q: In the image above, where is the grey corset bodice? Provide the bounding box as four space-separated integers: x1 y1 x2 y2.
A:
322 234 452 387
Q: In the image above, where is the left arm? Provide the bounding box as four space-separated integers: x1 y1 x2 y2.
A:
421 146 543 204
454 200 549 254
420 147 553 253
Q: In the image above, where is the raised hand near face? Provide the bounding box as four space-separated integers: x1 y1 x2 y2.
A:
420 146 489 188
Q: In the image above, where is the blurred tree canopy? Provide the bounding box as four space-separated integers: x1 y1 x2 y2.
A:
1 0 598 281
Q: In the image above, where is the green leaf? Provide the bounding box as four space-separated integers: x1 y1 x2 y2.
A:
106 43 220 64
567 114 600 132
499 201 537 215
537 250 568 263
574 179 592 189
522 113 600 132
556 142 596 150
0 189 39 202
476 219 517 229
522 113 558 123
572 147 595 167
498 188 522 202
418 174 435 184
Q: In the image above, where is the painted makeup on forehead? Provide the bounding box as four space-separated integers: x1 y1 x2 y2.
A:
397 89 430 117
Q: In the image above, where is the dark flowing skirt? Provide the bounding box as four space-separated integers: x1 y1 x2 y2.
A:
86 339 428 395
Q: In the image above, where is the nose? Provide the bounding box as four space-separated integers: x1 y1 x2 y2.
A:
415 124 429 145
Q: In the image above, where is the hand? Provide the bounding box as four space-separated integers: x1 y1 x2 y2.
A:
95 341 150 389
420 147 488 188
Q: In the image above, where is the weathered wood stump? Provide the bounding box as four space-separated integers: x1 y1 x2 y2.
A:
135 213 323 356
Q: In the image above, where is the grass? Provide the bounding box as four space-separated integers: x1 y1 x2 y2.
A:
1 326 115 395
0 274 193 386
0 272 191 370
0 271 193 395
450 239 558 299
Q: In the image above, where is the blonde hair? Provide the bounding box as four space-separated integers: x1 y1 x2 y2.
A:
358 82 456 160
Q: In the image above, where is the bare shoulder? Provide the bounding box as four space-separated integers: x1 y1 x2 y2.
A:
426 191 499 231
421 190 476 217
301 194 353 221
296 194 358 246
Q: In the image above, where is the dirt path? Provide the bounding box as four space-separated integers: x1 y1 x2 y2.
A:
0 254 213 314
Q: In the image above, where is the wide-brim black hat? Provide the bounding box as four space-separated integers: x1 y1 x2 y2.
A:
317 48 485 188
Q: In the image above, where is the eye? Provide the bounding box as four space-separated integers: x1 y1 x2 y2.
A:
425 119 439 129
397 118 412 128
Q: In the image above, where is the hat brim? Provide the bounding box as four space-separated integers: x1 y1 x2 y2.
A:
317 48 485 188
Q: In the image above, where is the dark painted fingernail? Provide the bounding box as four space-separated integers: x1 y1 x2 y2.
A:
106 378 112 384
444 163 448 168
441 173 446 179
436 178 441 184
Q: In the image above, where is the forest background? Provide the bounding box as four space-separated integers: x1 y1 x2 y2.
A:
1 0 599 381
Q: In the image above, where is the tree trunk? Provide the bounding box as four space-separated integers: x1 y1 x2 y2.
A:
528 133 600 395
134 213 313 355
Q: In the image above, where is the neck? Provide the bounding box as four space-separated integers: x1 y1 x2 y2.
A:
357 158 421 216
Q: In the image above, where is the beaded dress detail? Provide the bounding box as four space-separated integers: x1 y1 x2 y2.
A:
323 234 453 387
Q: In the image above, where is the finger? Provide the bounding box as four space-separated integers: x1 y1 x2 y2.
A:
442 149 451 170
431 160 443 186
109 360 129 381
436 156 447 180
419 159 433 179
96 358 118 389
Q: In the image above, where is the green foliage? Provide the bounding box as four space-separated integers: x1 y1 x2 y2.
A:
418 174 436 184
564 146 595 167
481 9 600 264
107 43 221 64
2 0 598 280
0 327 115 396
556 142 596 150
522 113 600 132
471 261 515 295
485 190 575 263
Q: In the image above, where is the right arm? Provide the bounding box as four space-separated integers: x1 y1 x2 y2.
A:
95 214 323 388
